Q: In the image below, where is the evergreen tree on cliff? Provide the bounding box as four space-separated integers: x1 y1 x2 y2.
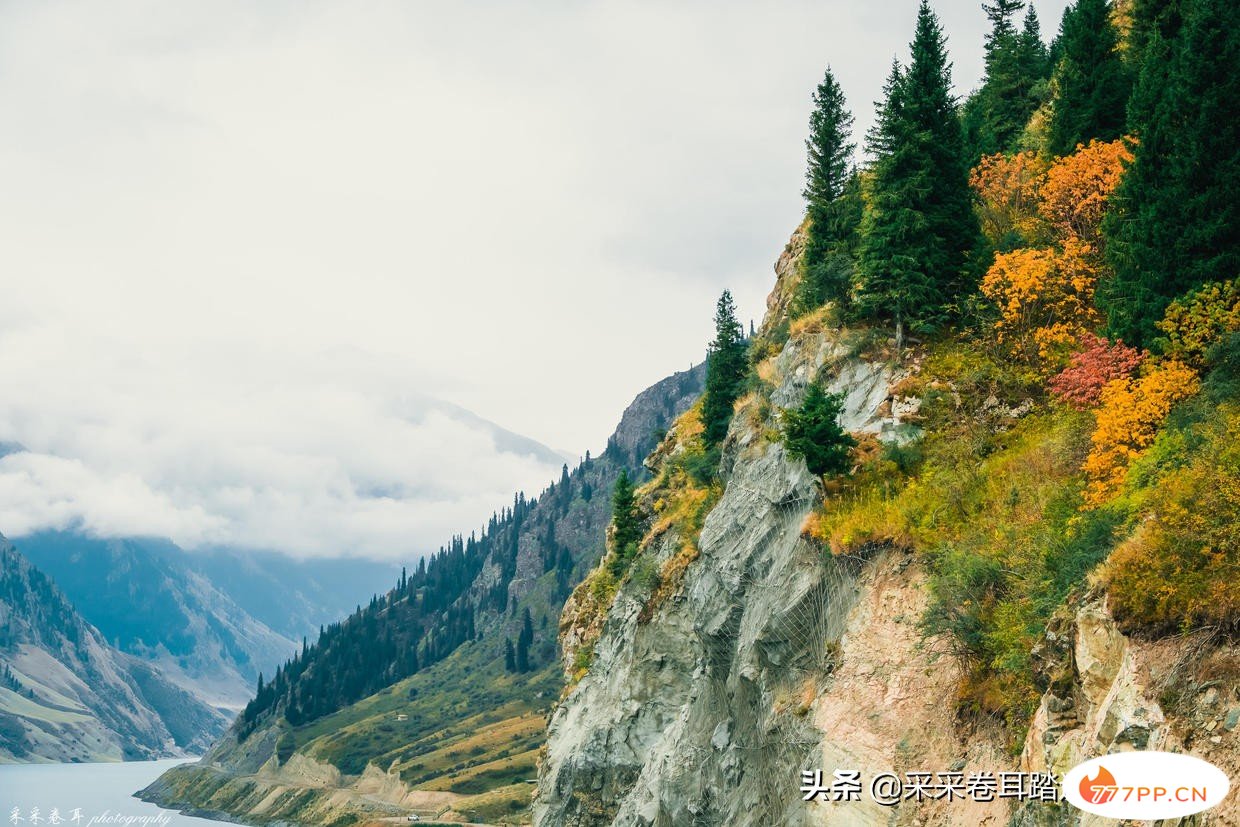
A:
702 290 747 446
1048 0 1131 156
797 67 861 313
858 2 978 349
609 468 640 572
1101 0 1240 346
962 0 1050 161
858 61 930 352
516 607 534 672
781 384 856 477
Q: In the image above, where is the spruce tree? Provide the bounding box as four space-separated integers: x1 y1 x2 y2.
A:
803 68 854 222
902 0 979 301
701 290 747 446
858 3 978 347
504 638 516 672
610 469 640 556
515 608 533 672
781 384 856 477
1016 4 1046 72
963 0 1050 161
1017 5 1050 92
1048 0 1132 156
858 61 932 351
797 67 859 313
1102 0 1240 345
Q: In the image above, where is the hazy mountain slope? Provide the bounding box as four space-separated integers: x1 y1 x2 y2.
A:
0 535 230 763
187 550 402 643
141 363 705 824
18 533 298 710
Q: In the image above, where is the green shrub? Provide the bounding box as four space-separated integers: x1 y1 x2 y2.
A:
1105 403 1240 632
880 439 924 475
781 384 856 477
629 557 661 593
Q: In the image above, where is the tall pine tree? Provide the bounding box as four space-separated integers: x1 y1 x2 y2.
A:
609 468 640 572
1101 0 1239 345
858 3 978 348
1017 5 1050 92
516 608 534 672
1048 0 1132 156
962 0 1050 162
504 638 516 672
796 67 860 313
858 61 932 351
701 290 747 446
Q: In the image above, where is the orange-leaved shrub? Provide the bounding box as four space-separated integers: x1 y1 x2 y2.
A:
974 139 1132 370
970 150 1049 249
1048 332 1144 409
1038 138 1134 248
1082 360 1200 506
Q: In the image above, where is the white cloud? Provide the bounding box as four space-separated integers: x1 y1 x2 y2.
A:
0 318 565 556
0 0 1068 558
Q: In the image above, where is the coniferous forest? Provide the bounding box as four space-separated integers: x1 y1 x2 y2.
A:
790 0 1236 354
240 477 578 732
236 369 703 734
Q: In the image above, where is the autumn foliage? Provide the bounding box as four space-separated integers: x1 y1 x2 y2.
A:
969 151 1049 248
1105 408 1240 632
1038 138 1134 248
1048 333 1143 409
980 238 1101 364
1155 278 1240 367
973 139 1132 368
1082 360 1200 506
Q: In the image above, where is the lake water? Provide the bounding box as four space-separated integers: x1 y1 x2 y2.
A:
0 760 234 827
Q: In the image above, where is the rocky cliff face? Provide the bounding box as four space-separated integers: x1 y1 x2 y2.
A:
535 276 916 826
534 232 1239 826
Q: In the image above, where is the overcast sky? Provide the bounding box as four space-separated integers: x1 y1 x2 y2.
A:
0 0 1068 559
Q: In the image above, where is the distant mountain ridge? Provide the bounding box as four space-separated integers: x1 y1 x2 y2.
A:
17 534 403 711
0 535 229 762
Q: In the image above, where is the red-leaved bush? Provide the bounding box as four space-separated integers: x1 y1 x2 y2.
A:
1048 333 1144 409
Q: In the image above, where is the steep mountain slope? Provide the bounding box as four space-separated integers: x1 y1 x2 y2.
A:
535 229 1239 826
0 536 230 763
140 363 705 824
17 534 298 710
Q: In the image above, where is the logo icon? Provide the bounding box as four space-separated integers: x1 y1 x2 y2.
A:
1063 752 1231 820
1078 765 1118 804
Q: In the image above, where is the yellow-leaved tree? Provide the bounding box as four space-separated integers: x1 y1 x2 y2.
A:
1155 278 1240 367
1082 360 1200 506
